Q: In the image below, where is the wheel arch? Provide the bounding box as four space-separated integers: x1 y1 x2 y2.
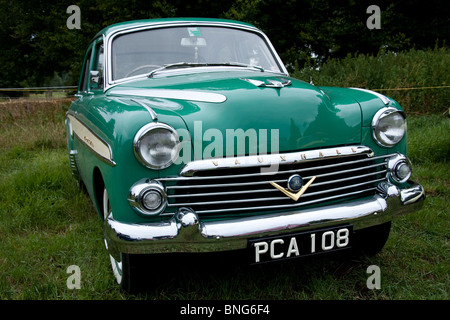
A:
92 166 106 219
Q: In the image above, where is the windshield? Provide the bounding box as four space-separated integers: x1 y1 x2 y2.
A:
111 26 283 80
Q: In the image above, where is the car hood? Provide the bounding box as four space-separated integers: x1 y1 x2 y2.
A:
107 71 362 158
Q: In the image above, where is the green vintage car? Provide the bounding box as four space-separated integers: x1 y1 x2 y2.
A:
66 18 425 292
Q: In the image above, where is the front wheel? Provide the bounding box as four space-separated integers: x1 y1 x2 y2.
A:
102 188 144 293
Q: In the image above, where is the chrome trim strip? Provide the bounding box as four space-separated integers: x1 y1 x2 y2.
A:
351 87 391 105
242 77 292 88
179 146 374 177
166 174 386 198
167 180 383 208
311 170 387 188
308 163 386 180
131 98 158 121
200 183 422 239
169 188 279 198
166 179 287 190
387 153 412 183
165 170 386 191
167 176 386 199
371 107 406 127
67 114 116 166
133 122 181 169
111 89 227 103
164 146 388 215
371 107 406 148
68 150 80 179
104 181 425 256
193 188 377 214
128 179 168 215
160 154 387 182
400 182 426 205
164 160 387 186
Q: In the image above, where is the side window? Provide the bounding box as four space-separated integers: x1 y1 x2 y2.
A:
93 41 104 89
79 48 92 92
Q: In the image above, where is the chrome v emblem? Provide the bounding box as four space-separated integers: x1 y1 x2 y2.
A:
270 176 316 201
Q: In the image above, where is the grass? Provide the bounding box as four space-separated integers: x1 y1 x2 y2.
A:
0 99 448 301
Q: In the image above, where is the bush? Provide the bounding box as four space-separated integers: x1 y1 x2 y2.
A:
293 46 449 114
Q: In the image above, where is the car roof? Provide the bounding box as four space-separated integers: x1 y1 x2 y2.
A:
93 17 258 39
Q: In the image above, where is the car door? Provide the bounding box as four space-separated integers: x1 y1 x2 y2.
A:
68 38 108 181
73 38 105 111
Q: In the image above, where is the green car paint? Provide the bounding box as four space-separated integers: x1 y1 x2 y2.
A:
67 18 412 223
66 18 424 292
109 71 362 155
66 18 415 223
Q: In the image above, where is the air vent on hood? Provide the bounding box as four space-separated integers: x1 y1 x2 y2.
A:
242 77 292 88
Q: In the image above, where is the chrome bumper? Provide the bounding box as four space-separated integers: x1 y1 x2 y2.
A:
104 181 425 259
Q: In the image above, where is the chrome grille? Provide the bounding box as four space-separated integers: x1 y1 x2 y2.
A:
158 146 389 218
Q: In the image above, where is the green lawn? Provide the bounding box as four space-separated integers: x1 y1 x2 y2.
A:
0 100 448 300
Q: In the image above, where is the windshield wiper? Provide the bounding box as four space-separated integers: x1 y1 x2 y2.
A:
148 62 203 78
147 62 264 78
214 62 265 72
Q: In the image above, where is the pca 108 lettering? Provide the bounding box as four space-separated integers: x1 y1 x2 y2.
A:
225 304 270 315
251 226 352 264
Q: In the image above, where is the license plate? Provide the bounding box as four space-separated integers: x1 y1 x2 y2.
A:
248 225 353 264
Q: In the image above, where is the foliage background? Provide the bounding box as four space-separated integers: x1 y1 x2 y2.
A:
0 0 448 90
294 47 449 114
0 0 448 302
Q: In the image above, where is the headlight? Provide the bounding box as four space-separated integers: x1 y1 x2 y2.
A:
134 123 180 169
388 154 412 183
372 107 406 147
393 161 412 182
128 179 167 215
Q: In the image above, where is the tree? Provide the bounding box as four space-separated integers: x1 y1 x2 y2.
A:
0 0 447 88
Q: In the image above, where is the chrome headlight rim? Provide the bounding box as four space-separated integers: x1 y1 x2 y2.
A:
133 122 181 170
128 179 167 216
388 153 412 184
372 107 406 148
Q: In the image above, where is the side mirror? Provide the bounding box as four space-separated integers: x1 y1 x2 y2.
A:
90 70 100 88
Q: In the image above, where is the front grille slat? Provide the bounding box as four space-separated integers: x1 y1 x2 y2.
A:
158 146 390 218
169 188 277 198
166 178 386 207
167 171 387 199
159 155 387 183
166 179 287 190
311 170 387 187
194 188 378 215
